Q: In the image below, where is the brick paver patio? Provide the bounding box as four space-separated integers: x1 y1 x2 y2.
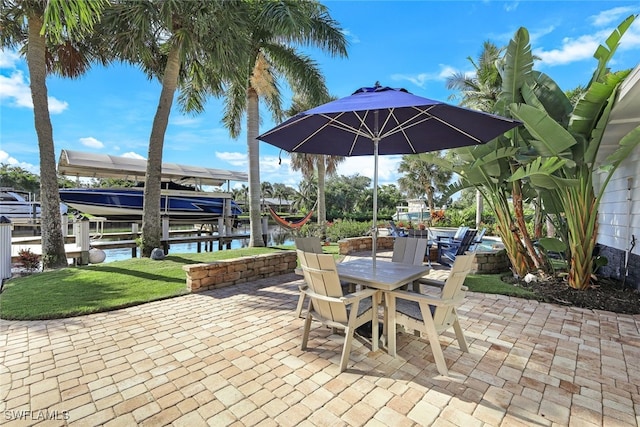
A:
1 266 639 426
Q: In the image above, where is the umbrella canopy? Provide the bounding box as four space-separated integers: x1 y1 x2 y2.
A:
258 84 521 264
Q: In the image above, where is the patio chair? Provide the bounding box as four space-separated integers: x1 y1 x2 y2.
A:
392 237 430 291
392 236 428 266
297 249 379 372
389 254 473 375
294 237 324 318
436 227 477 266
388 220 408 237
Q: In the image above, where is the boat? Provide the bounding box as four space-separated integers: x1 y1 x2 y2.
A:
0 189 41 220
56 150 248 223
59 186 242 222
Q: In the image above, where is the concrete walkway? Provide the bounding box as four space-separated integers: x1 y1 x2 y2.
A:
1 270 639 426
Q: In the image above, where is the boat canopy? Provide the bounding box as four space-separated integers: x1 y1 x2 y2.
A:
58 150 248 187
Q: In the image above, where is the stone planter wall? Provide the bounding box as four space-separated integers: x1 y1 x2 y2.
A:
338 236 395 255
183 251 297 293
470 250 510 274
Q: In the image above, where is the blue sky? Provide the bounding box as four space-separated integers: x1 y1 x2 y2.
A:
1 1 640 191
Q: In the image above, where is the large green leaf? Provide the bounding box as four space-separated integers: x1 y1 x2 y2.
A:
498 27 534 112
509 104 577 156
509 157 578 189
570 73 626 138
527 71 573 126
600 125 640 173
590 14 636 85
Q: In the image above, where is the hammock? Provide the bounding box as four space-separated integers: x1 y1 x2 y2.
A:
268 205 315 230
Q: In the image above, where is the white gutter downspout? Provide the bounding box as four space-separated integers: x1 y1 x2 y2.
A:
623 177 635 288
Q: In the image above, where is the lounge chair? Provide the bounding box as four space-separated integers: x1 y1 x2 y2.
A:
389 254 473 375
297 250 379 372
388 220 408 237
436 227 477 266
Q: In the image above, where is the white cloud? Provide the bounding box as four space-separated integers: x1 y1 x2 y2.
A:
216 151 247 167
79 137 104 149
391 65 457 88
534 11 640 67
590 6 637 27
503 1 519 12
336 155 402 186
0 71 34 108
341 29 360 44
121 152 145 160
528 25 556 45
171 116 201 126
0 150 39 174
0 70 68 113
0 49 21 68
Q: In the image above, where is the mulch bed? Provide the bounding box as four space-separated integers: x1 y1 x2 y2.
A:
506 274 640 315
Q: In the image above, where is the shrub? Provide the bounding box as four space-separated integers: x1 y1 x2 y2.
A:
325 219 371 241
18 249 40 273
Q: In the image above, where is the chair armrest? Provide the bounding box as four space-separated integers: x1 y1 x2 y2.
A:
342 288 379 304
302 287 378 305
390 289 464 307
416 277 445 288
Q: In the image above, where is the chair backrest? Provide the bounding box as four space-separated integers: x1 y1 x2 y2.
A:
295 237 323 254
455 229 478 255
388 220 406 237
392 237 428 265
452 226 469 240
296 250 348 323
433 254 473 326
468 228 487 252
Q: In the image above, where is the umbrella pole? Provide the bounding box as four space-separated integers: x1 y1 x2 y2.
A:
372 137 379 270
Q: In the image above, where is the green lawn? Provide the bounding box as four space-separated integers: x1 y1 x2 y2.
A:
0 247 287 320
1 244 534 320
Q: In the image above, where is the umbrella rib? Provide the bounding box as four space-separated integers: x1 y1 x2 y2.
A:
380 106 484 144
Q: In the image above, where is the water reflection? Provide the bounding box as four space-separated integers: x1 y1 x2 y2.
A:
102 225 296 263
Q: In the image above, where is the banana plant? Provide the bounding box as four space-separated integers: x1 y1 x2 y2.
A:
438 143 536 278
509 15 639 289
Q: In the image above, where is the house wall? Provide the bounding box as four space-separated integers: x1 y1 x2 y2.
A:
594 148 640 289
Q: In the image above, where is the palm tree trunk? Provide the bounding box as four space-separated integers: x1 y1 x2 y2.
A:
27 14 67 269
141 45 181 257
247 86 264 247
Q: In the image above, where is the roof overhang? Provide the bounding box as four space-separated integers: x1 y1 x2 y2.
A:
58 150 248 186
598 64 640 160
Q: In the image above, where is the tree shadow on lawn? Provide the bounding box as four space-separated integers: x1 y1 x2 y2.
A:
86 265 185 284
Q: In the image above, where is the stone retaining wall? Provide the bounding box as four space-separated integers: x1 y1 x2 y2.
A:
470 250 510 274
183 251 297 293
338 236 395 255
339 236 510 274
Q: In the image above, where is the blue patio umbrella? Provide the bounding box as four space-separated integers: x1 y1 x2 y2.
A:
258 84 521 265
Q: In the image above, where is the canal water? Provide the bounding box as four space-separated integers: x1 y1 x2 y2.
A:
100 225 296 263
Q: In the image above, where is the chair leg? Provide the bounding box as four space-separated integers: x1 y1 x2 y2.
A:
420 302 448 376
301 313 312 350
340 326 355 372
295 292 306 318
452 310 468 352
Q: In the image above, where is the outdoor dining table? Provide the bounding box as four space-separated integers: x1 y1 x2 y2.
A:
336 258 430 357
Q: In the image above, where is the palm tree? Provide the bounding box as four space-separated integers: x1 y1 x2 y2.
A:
100 1 249 256
222 0 347 247
1 0 107 268
397 153 452 213
446 40 503 111
260 181 274 211
287 95 345 229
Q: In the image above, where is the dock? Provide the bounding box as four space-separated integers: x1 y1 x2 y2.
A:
10 231 251 263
